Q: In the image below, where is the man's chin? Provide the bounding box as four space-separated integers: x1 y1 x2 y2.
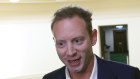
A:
68 67 82 73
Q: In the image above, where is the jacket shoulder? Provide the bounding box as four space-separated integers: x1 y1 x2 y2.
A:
42 66 66 79
106 60 140 79
96 55 137 71
97 55 140 79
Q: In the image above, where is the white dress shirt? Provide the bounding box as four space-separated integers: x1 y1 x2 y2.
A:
65 55 98 79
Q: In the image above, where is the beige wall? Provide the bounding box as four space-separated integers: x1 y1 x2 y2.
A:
0 0 140 79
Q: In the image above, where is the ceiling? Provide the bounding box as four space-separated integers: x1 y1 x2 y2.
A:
0 0 91 3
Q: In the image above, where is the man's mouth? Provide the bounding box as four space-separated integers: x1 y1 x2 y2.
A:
68 58 81 66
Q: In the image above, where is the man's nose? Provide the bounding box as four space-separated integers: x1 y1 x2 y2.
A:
67 43 76 57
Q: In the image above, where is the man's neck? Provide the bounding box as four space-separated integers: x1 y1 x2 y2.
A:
69 55 94 79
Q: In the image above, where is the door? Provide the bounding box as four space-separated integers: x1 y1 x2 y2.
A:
113 30 128 53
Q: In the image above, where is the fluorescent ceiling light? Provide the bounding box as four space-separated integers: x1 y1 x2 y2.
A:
116 25 123 29
9 0 20 3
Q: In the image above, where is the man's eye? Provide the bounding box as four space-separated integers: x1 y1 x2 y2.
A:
75 39 80 43
74 39 83 44
56 42 65 48
59 42 63 46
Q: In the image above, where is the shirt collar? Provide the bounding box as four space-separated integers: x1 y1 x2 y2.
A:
65 66 71 79
65 55 98 79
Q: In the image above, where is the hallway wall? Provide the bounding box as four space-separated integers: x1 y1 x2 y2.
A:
0 0 140 78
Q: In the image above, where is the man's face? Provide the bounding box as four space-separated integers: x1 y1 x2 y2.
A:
52 16 94 73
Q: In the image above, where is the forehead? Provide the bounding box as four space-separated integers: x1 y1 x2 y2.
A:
52 16 89 40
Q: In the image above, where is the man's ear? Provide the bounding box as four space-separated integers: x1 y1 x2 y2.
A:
53 37 54 40
53 37 55 42
92 29 97 46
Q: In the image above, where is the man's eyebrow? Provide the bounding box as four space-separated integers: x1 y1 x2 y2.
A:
72 36 84 41
56 40 65 43
53 37 64 42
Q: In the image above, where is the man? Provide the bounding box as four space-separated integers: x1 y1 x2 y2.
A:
43 6 140 79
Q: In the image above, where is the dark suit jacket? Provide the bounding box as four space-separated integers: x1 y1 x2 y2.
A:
43 56 140 79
